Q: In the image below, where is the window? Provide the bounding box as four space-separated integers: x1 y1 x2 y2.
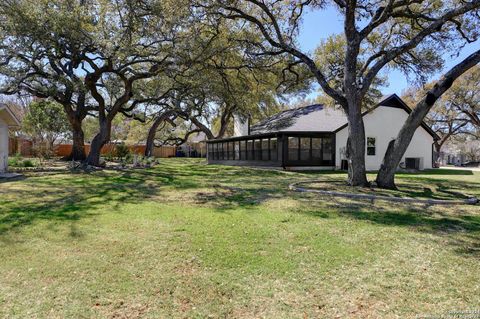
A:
300 137 311 161
288 137 299 161
262 139 269 160
270 138 277 161
367 137 376 156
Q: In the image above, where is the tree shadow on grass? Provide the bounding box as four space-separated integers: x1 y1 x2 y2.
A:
400 168 475 176
301 195 480 258
0 170 163 237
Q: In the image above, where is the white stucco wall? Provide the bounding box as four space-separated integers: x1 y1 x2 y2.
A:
335 106 434 171
233 114 249 137
0 118 8 173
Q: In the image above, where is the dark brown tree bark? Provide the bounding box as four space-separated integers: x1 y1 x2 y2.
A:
63 114 86 161
346 106 369 186
432 120 469 162
86 119 111 166
376 50 480 189
145 110 177 157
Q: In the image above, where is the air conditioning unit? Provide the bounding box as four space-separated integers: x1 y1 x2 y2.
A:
405 157 420 169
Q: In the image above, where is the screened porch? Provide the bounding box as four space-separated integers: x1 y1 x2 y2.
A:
207 132 335 168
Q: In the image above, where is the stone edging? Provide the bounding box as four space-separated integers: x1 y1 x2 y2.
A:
289 180 479 206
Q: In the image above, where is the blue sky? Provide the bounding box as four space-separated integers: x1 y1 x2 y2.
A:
297 7 480 97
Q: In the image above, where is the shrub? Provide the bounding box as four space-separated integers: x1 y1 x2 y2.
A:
115 143 130 161
8 154 22 167
104 151 114 162
22 159 35 167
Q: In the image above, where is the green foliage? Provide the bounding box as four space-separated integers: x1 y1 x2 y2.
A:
314 35 386 108
402 65 480 143
22 100 69 157
22 159 35 167
8 155 38 168
7 154 22 167
115 143 130 160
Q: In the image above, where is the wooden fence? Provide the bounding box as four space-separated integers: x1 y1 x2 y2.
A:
8 137 33 156
9 138 177 158
55 143 176 158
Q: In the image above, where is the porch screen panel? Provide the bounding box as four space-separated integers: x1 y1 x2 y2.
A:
312 138 322 163
262 139 269 160
240 140 246 160
254 139 262 160
288 137 299 161
247 140 253 160
322 137 334 164
270 138 278 161
234 141 240 160
228 142 233 160
300 137 311 161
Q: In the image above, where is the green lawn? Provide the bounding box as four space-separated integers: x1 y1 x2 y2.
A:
1 159 479 318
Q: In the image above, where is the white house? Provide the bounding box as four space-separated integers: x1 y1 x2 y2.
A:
206 94 438 170
0 103 21 173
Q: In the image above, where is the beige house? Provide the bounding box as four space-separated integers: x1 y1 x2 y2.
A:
0 103 20 173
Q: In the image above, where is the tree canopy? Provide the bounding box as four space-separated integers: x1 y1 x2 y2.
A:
22 99 70 156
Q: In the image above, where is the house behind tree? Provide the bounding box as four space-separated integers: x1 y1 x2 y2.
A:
206 94 438 171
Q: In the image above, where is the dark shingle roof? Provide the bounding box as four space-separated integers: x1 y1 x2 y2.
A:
250 104 347 134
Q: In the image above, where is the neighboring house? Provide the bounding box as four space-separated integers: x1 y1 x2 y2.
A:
206 94 439 170
0 103 21 173
177 132 207 157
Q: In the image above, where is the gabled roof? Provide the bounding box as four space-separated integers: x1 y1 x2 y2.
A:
333 94 439 140
250 94 439 140
0 103 21 128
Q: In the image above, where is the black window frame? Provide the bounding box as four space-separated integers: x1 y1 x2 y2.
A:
367 137 376 156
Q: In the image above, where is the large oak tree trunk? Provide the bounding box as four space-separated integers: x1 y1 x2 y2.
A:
145 118 162 157
65 114 86 161
86 120 111 166
345 110 369 186
144 111 176 157
433 140 444 164
344 96 369 186
374 140 398 189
